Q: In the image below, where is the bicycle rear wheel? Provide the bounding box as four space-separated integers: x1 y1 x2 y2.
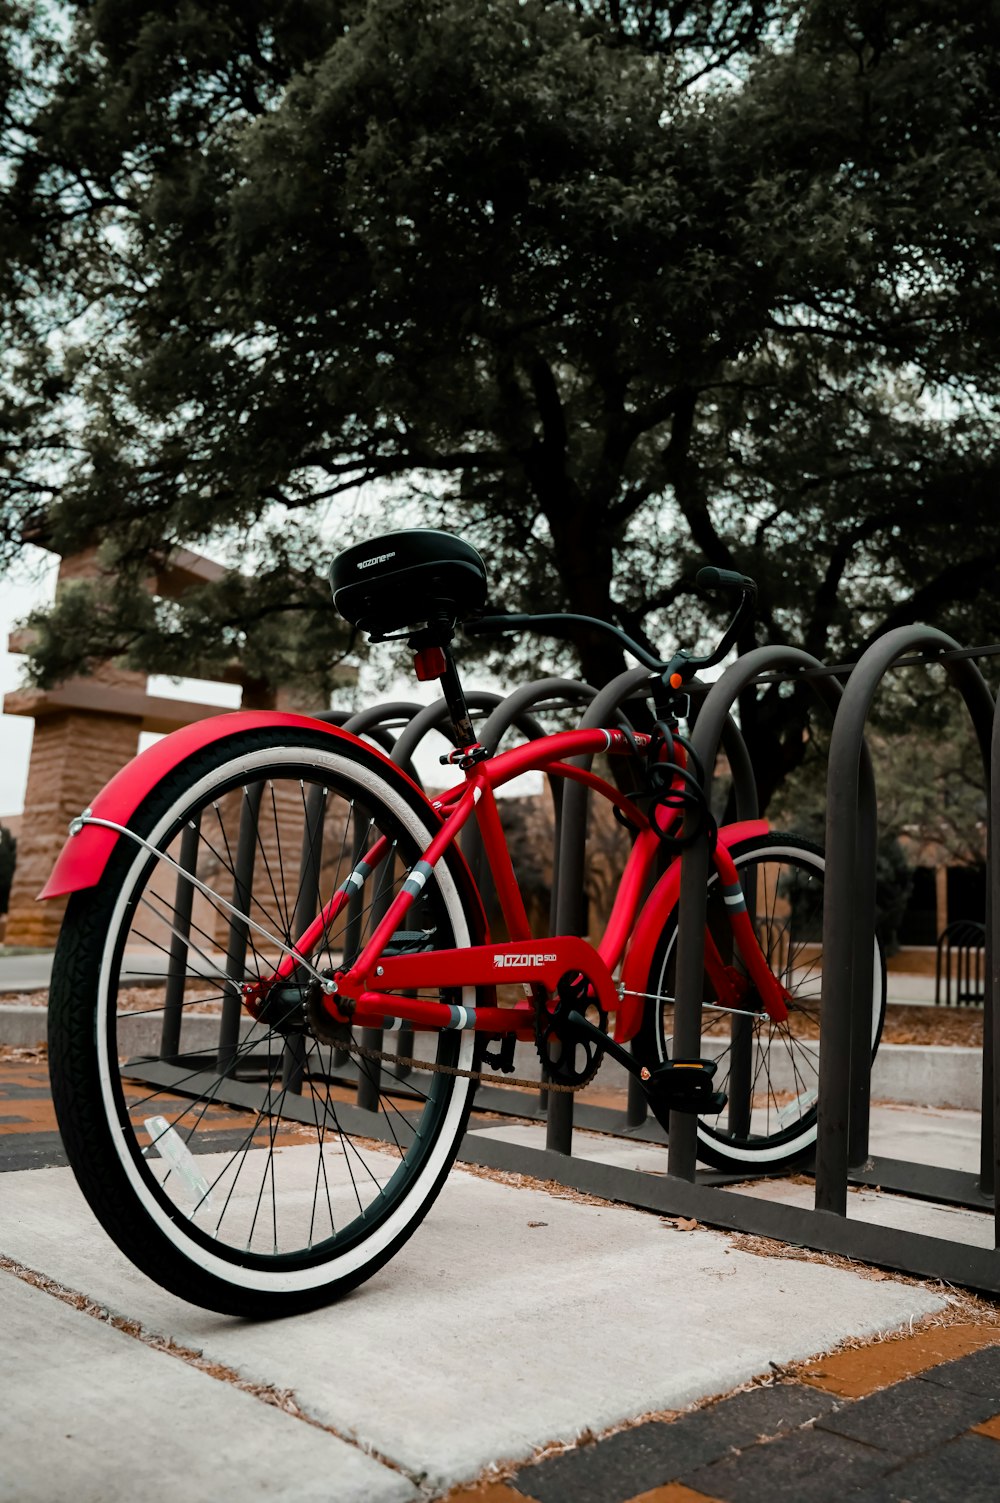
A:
48 727 483 1316
633 833 885 1171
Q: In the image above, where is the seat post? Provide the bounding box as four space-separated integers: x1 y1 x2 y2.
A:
439 644 478 751
409 619 479 752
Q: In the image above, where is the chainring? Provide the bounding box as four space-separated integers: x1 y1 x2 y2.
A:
535 971 607 1087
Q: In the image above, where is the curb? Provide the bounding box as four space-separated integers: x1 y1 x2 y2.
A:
0 1003 985 1110
0 1004 255 1055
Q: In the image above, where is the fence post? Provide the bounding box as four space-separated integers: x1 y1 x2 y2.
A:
282 783 327 1094
159 816 201 1063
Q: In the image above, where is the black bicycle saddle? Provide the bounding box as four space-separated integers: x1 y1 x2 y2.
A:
330 529 488 638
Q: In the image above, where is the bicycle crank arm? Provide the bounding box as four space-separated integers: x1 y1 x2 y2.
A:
565 1009 727 1123
564 1008 649 1081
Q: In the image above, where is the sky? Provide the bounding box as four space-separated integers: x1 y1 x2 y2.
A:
0 557 58 817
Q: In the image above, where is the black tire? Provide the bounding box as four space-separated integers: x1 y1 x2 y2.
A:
49 727 484 1316
633 833 886 1172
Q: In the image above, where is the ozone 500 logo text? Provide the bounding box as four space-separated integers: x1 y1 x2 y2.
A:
492 952 557 969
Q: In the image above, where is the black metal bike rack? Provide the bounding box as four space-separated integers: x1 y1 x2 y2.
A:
462 633 1000 1293
936 921 987 1008
144 627 1000 1293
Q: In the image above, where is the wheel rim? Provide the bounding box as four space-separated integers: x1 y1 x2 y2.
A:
652 842 882 1163
95 745 475 1293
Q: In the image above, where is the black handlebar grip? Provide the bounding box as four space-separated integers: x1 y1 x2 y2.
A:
696 566 757 596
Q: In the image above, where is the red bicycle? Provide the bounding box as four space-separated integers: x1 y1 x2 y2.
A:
46 530 885 1316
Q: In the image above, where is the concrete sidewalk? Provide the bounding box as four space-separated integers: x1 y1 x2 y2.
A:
2 947 998 1503
3 1049 999 1503
0 950 54 992
0 947 175 994
0 1155 964 1503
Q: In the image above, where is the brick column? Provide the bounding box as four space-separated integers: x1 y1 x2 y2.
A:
4 544 149 948
2 543 347 950
4 709 143 947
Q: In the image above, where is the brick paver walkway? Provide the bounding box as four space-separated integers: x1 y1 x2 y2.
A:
438 1326 1000 1503
0 1052 65 1171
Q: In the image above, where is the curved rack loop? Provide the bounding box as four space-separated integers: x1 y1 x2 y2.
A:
815 626 994 1216
668 645 871 1182
463 677 599 897
549 667 760 1156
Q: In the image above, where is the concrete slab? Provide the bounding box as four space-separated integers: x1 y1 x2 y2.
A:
0 948 183 993
0 1270 414 1503
727 1177 995 1251
884 972 938 1005
0 1002 253 1053
867 1103 982 1174
1 1161 945 1493
0 952 54 993
469 1102 984 1178
0 1003 49 1048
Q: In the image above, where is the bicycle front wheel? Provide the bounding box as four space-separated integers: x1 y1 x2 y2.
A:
49 727 483 1316
633 833 886 1172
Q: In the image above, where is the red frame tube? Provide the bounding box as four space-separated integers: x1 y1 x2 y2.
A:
470 774 534 942
598 825 660 969
303 725 650 999
711 842 789 1022
223 720 784 1047
350 781 482 982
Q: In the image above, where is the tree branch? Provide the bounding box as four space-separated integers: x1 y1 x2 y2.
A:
861 555 1000 651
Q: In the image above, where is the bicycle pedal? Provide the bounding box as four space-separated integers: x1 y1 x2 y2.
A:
480 1032 517 1074
640 1059 727 1125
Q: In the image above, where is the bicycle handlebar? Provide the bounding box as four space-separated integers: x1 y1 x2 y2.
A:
465 612 665 671
695 565 758 599
465 567 757 687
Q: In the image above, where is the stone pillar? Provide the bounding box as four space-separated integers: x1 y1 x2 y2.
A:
2 543 346 951
4 544 150 948
4 709 143 946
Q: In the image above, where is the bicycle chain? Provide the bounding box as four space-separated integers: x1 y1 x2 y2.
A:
343 1035 593 1093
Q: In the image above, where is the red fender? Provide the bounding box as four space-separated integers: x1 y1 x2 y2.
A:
615 819 769 1042
39 711 441 902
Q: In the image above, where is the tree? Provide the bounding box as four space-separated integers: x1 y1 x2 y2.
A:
2 1 999 803
773 676 990 860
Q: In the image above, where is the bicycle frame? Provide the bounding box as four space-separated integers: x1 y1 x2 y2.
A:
248 723 790 1044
